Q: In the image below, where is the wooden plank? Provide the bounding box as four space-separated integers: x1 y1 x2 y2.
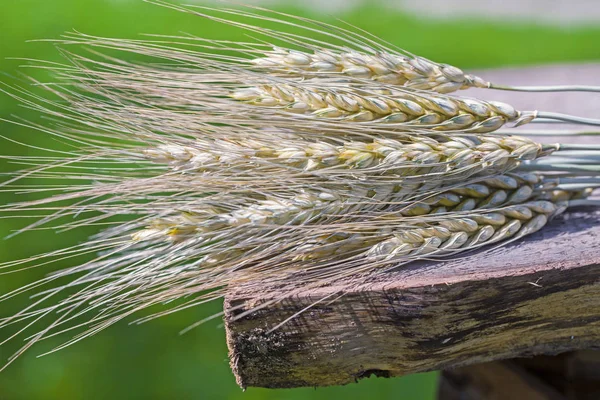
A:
224 209 600 388
223 64 600 389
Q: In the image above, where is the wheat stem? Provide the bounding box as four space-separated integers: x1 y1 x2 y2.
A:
556 144 600 151
496 129 600 136
546 177 600 185
489 83 600 93
569 199 600 207
536 112 600 127
518 162 600 173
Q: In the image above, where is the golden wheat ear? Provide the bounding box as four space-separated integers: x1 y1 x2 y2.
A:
251 45 600 94
140 1 600 94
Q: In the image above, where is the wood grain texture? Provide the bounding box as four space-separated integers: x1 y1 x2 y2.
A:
224 64 600 389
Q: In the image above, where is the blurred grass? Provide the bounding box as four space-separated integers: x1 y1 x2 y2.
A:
1 1 600 399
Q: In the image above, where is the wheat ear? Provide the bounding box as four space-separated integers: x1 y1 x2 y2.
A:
252 47 488 94
143 134 554 178
130 171 553 247
293 179 587 264
365 199 565 262
232 83 528 132
141 2 600 94
44 2 600 98
232 83 600 131
253 48 600 95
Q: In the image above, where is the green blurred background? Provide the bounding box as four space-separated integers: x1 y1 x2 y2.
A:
1 1 600 399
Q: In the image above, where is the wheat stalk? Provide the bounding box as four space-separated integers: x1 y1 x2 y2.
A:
251 48 600 95
28 28 600 137
136 135 555 231
1 90 597 365
43 52 599 136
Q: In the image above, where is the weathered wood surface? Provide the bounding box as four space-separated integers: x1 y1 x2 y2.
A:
225 209 600 388
224 64 600 389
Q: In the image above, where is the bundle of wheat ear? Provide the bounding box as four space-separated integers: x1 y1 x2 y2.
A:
1 2 600 374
